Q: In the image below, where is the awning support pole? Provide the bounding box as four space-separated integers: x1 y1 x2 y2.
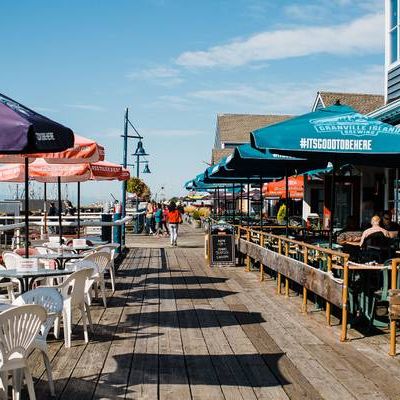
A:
260 177 263 232
24 158 29 258
396 168 399 225
58 177 63 246
329 163 337 249
247 181 250 226
285 168 289 238
77 182 81 238
232 183 235 224
239 184 243 226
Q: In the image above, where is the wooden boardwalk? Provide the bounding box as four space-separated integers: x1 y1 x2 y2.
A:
28 224 400 400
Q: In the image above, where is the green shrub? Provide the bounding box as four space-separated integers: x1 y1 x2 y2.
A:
192 210 201 220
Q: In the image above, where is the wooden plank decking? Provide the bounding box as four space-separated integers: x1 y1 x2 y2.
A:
28 224 400 400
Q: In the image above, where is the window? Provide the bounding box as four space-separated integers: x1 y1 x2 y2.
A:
390 0 400 64
391 28 398 63
392 0 398 28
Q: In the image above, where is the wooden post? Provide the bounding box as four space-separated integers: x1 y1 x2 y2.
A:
340 256 349 342
326 254 332 326
277 238 282 294
276 239 282 294
389 259 398 356
302 246 308 313
259 234 265 281
285 241 289 298
245 229 251 272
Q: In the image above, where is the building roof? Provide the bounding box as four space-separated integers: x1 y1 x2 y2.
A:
315 91 384 114
216 114 293 143
211 148 233 164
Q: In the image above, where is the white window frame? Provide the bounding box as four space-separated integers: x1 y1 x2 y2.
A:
389 0 400 65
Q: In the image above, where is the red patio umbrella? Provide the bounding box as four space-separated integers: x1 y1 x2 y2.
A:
0 159 129 241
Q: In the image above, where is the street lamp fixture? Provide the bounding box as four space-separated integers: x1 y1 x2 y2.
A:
142 163 151 174
134 140 148 156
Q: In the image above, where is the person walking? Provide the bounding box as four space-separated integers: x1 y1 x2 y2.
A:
154 203 163 237
167 201 182 246
145 201 154 235
162 204 169 236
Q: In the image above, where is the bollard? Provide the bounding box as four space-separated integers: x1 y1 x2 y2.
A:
113 212 122 253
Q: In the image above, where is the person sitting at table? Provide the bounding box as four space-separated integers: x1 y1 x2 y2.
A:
380 211 400 238
360 215 390 247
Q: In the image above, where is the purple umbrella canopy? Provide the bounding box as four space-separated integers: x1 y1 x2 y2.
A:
0 93 74 153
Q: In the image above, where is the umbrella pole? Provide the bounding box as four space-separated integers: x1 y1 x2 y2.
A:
285 168 289 238
24 158 29 258
43 183 47 235
396 168 399 225
217 187 220 219
260 177 263 232
232 184 235 224
224 186 227 219
239 183 243 226
58 177 63 245
77 182 81 238
213 188 216 218
247 181 250 226
329 164 337 249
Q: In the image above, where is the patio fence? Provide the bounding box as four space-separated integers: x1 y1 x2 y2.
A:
234 225 400 355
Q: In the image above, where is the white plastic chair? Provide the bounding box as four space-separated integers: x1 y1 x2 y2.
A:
0 304 47 400
2 251 23 295
52 268 94 348
0 265 15 303
13 287 63 397
95 244 119 292
2 251 23 269
76 252 111 308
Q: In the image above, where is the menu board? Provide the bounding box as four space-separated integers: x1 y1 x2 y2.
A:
210 233 235 266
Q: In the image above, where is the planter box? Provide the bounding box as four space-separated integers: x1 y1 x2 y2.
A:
192 220 201 228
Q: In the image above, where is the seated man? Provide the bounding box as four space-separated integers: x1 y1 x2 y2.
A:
380 211 400 238
360 215 390 247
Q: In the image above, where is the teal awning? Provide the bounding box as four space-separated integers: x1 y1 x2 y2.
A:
225 144 327 175
203 144 327 184
251 104 400 165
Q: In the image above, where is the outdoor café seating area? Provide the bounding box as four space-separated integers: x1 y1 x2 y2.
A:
186 104 400 359
0 93 133 398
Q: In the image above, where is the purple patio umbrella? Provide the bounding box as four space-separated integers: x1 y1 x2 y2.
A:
0 93 74 257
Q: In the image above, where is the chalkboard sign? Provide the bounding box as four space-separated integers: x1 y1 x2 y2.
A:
210 233 235 266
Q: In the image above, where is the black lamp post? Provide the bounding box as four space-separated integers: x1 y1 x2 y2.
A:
132 141 150 233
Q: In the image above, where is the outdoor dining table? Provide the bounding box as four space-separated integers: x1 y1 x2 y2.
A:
30 253 85 269
0 268 72 293
69 245 95 254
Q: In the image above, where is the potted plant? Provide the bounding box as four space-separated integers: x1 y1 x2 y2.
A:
192 210 201 228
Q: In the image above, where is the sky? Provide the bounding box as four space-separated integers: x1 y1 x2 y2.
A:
0 0 385 203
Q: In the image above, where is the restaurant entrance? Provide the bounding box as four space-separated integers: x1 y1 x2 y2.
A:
323 175 361 230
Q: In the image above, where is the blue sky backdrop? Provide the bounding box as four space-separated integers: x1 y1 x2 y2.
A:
0 0 384 202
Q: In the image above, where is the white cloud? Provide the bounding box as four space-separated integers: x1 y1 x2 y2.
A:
65 104 105 112
187 64 383 114
284 0 383 21
176 13 384 68
127 66 183 86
